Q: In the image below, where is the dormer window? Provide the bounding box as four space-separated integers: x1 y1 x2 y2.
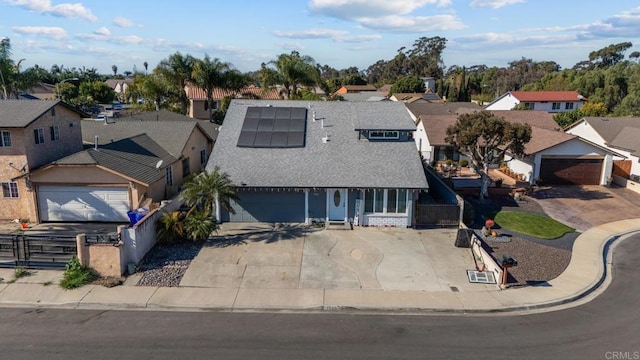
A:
369 130 399 140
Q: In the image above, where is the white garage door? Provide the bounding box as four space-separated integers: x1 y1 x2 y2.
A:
38 186 130 222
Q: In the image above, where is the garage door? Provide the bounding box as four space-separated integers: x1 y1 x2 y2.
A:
227 191 305 223
540 158 603 185
38 186 130 222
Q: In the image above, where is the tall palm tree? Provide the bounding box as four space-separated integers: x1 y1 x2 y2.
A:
260 51 320 99
192 55 248 122
156 52 195 115
143 61 148 73
112 65 118 76
179 166 237 218
0 37 13 99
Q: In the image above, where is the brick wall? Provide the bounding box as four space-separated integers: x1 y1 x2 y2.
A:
362 214 409 227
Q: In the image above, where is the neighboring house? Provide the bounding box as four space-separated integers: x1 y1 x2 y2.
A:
389 91 442 104
339 91 388 102
105 79 134 100
333 85 378 95
503 126 619 185
29 111 215 222
485 91 587 113
207 100 428 227
186 84 280 120
405 102 482 161
565 117 640 179
0 100 85 221
20 82 57 100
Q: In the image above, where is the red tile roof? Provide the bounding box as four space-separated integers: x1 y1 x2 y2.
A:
510 91 586 102
186 84 280 100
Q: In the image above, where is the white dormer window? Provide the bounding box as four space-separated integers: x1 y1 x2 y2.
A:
369 130 399 139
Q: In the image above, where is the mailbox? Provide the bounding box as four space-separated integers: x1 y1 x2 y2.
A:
501 254 518 267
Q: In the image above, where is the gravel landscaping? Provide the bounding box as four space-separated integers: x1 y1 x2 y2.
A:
467 194 577 286
136 242 204 287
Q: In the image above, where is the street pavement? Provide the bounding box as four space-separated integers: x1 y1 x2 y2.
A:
1 217 639 314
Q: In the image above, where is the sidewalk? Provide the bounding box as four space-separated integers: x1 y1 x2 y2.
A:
1 219 639 314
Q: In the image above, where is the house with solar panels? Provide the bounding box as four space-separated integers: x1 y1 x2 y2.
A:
207 100 429 227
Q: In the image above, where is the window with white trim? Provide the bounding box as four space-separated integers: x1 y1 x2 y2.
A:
50 125 60 141
364 189 408 214
0 131 12 147
200 149 207 164
2 182 19 198
369 130 399 140
565 102 574 110
552 102 561 110
166 166 173 186
34 128 45 144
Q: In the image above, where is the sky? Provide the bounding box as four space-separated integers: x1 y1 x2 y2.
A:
1 0 639 75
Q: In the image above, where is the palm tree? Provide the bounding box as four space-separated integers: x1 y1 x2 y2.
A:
260 51 320 99
156 52 195 115
156 210 186 243
112 65 118 77
179 167 237 218
0 37 13 99
143 61 148 73
192 55 248 123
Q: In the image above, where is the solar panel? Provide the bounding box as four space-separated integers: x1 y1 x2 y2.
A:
237 107 307 148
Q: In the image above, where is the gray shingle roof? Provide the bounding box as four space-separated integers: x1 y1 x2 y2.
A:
581 117 640 154
406 102 481 117
0 100 60 127
81 110 212 157
207 100 428 189
54 134 176 184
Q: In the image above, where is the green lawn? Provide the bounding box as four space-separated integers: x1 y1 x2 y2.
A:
493 211 575 239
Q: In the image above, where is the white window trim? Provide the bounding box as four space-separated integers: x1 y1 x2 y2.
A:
364 189 408 214
552 102 561 110
369 131 399 140
50 125 60 141
166 166 173 186
34 127 45 145
2 182 19 198
0 131 12 147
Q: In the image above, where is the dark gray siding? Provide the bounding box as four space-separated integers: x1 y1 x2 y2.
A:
225 190 305 223
308 189 326 220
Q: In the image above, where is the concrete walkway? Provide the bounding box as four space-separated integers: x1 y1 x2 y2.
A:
1 219 639 314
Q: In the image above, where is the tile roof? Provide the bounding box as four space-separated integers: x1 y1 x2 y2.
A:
81 110 212 157
186 84 280 100
207 100 428 189
580 117 640 154
509 91 586 102
0 100 84 127
54 134 177 185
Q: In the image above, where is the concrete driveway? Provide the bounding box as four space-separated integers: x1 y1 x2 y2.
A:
532 185 640 232
180 224 495 293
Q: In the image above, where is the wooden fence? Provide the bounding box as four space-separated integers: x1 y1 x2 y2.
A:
613 160 632 178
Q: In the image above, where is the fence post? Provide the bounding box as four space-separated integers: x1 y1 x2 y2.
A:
76 233 88 266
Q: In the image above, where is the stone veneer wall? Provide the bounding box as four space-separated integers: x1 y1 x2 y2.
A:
362 214 410 227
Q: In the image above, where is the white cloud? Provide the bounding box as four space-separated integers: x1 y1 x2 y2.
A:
308 0 464 33
273 28 382 43
12 26 67 40
113 16 136 28
5 0 97 21
94 27 110 36
469 0 525 9
309 0 451 19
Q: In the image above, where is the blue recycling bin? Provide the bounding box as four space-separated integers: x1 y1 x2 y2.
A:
127 211 137 227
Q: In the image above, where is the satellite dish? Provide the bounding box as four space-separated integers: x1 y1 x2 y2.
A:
155 160 163 169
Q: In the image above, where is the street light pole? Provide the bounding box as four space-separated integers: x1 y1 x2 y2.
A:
57 77 79 101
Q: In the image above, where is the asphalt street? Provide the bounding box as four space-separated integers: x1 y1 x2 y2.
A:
0 234 638 360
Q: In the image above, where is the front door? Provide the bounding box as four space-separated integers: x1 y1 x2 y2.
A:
328 189 347 221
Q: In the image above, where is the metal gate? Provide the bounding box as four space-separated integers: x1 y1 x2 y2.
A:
0 233 77 269
414 204 460 228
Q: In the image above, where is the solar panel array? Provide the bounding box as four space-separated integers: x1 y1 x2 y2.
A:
237 107 307 148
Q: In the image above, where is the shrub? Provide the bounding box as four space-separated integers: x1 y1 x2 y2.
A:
156 210 186 243
459 159 469 167
184 209 218 242
60 256 95 289
445 159 453 166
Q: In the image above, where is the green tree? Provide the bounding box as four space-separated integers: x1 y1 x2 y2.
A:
179 167 237 217
77 81 115 105
156 52 196 114
390 75 425 94
184 209 218 242
192 55 234 123
446 111 532 200
259 51 320 99
111 65 118 76
0 38 14 99
589 42 633 69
